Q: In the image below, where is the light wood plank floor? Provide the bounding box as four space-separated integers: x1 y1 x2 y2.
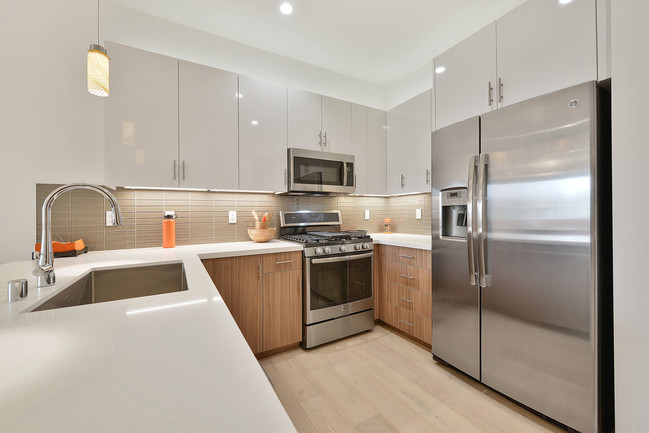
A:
260 324 568 433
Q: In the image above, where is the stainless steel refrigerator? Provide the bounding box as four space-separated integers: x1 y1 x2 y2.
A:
431 81 613 433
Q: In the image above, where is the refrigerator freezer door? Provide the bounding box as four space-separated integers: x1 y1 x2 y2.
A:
480 82 598 433
431 116 481 380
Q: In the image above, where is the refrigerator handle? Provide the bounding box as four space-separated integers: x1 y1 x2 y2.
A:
467 155 478 285
477 154 489 287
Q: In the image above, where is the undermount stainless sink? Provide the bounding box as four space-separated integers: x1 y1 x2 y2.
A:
29 263 188 312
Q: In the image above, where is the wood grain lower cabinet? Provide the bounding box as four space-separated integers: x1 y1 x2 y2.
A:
377 245 432 345
262 269 302 351
202 252 302 356
234 255 263 353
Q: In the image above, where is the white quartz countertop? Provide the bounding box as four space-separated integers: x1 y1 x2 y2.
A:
369 233 432 250
0 240 300 433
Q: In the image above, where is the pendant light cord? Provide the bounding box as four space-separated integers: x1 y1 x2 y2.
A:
97 0 100 44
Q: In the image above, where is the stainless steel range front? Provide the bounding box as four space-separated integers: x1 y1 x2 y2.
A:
280 211 374 348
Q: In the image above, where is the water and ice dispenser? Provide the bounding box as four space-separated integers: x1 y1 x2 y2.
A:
440 188 468 239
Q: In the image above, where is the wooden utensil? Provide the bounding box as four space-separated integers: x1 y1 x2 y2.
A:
252 210 259 221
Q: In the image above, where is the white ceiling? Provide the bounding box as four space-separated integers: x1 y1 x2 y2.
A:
106 0 526 86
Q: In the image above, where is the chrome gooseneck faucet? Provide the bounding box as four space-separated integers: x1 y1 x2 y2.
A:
33 183 124 287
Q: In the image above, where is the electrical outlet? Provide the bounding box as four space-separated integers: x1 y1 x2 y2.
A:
416 208 422 220
364 210 370 220
228 210 237 224
105 211 114 226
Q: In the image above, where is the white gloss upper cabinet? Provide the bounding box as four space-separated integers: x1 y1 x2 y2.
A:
386 103 406 195
321 96 352 154
104 42 179 188
351 104 367 194
288 88 322 151
496 0 597 108
179 60 238 189
238 76 287 192
434 23 497 130
366 108 387 195
405 90 432 193
287 91 352 154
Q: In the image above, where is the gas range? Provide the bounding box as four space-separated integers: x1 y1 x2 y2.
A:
281 230 373 257
279 211 373 257
279 210 375 349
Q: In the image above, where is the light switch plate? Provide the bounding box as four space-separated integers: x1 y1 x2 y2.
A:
228 210 237 224
105 211 114 226
365 210 370 220
416 208 422 219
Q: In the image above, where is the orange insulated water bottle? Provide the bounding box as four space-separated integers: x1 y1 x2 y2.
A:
163 211 176 248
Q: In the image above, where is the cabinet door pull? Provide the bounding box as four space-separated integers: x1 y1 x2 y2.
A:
426 169 430 185
318 131 323 149
498 77 504 103
182 160 186 181
275 260 293 265
173 160 177 180
323 131 327 149
488 81 494 107
399 297 414 303
399 254 414 259
400 174 405 188
258 261 261 281
399 274 414 280
399 319 414 327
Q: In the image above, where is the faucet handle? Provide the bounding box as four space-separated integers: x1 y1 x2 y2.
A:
8 279 28 302
32 251 40 260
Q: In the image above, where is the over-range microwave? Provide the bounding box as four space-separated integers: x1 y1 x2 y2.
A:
287 148 355 194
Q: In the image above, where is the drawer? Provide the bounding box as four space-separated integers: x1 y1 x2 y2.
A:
262 251 302 273
387 283 432 319
387 262 431 293
387 246 431 269
389 304 432 345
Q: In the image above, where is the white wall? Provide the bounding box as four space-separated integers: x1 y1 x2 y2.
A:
102 2 387 110
0 0 105 265
611 0 649 432
386 61 433 110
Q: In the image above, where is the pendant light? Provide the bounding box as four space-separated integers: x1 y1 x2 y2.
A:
87 0 109 97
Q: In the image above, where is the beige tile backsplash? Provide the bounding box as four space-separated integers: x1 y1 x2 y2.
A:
36 185 431 252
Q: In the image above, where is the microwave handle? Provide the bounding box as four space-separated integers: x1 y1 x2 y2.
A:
343 161 348 187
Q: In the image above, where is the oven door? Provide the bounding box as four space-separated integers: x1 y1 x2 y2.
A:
288 148 355 194
305 252 373 324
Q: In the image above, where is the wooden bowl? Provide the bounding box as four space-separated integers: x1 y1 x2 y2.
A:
255 221 269 230
247 228 277 243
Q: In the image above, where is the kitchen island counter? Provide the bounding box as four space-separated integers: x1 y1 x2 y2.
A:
0 241 300 433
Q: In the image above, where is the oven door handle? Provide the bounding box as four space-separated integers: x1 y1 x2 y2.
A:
311 252 373 264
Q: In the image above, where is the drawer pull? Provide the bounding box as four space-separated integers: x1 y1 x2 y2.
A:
399 254 414 259
399 297 414 303
399 274 414 280
275 260 294 264
399 319 414 327
354 280 365 286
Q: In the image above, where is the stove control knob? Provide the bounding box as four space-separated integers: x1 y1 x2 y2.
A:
339 245 347 252
323 247 332 254
354 243 362 250
362 243 370 249
315 247 323 255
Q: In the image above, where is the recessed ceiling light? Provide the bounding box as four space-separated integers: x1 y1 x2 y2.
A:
558 0 574 4
280 2 293 15
435 66 446 74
